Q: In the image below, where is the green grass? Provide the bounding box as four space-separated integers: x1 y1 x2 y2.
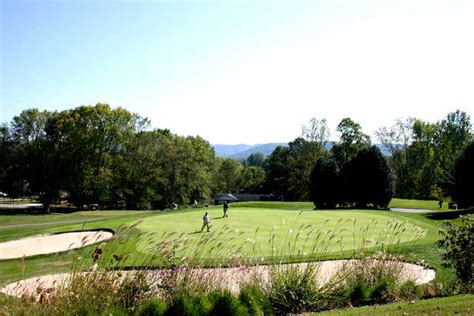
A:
315 294 474 315
234 198 449 211
0 210 153 228
0 211 157 245
388 198 449 211
231 201 315 210
134 207 429 259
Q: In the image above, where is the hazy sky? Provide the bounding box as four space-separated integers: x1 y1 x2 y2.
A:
1 0 473 144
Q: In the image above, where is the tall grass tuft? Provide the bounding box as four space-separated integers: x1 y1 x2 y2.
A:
265 263 323 314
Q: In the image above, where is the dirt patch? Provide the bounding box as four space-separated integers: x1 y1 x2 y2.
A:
0 230 114 260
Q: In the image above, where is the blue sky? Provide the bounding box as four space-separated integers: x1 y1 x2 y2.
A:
1 0 473 144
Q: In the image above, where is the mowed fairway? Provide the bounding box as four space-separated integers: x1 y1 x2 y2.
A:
134 207 428 261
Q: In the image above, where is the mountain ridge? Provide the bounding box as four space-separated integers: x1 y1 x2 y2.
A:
213 143 391 160
213 143 286 159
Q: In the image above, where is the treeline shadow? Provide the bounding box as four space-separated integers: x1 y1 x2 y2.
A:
0 206 78 216
425 208 474 220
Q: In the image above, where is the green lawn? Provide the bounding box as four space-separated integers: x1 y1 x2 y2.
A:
0 210 153 228
134 207 429 260
234 198 450 211
388 198 449 211
0 210 155 243
315 294 474 315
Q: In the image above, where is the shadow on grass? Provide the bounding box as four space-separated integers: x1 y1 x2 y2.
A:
425 208 474 220
0 207 79 216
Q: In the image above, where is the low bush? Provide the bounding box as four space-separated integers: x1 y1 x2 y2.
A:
436 217 473 293
347 279 370 307
238 284 272 315
209 290 249 316
398 280 423 301
333 258 406 307
164 294 213 316
138 299 167 316
369 276 397 304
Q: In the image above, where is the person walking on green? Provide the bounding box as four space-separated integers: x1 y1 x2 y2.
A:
223 201 229 218
201 211 211 232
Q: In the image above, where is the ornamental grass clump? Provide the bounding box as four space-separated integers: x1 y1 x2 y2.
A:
238 284 272 316
330 256 424 307
265 263 322 314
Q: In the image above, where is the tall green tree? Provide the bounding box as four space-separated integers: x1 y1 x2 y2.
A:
213 158 243 194
48 104 137 209
112 130 165 209
244 152 265 168
309 156 339 209
341 146 393 209
376 118 415 198
435 110 472 199
239 166 266 193
406 119 439 199
452 141 474 209
332 118 371 167
5 109 61 211
265 138 324 201
286 138 322 200
265 146 291 199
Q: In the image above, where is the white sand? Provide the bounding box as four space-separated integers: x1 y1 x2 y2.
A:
0 231 113 260
1 259 435 298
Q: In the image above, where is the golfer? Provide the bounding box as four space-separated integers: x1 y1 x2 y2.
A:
201 211 211 232
223 201 229 218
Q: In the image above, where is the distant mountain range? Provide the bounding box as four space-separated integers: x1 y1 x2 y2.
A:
213 143 390 160
213 143 287 159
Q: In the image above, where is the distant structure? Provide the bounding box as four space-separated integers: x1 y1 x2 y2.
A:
214 193 279 205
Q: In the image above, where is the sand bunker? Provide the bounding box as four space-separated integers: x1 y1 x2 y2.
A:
0 230 113 260
1 260 435 298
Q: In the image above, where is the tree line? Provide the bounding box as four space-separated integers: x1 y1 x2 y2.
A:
267 111 473 209
0 104 472 211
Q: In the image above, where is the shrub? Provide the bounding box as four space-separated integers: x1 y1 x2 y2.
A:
347 280 370 307
369 277 397 304
398 280 422 301
209 290 248 316
138 299 167 316
187 295 213 316
238 284 272 316
100 306 129 316
436 217 474 293
333 258 403 307
164 294 213 316
163 295 189 316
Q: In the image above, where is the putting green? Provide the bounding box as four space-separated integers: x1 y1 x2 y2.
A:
133 208 427 261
